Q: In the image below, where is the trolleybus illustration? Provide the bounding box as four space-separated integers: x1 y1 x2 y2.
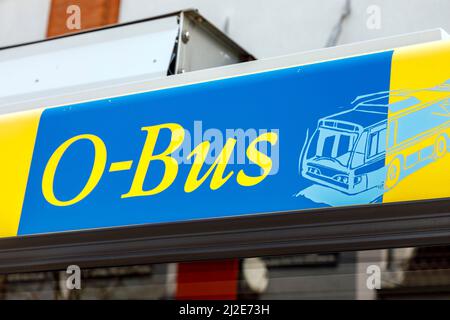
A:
301 80 450 195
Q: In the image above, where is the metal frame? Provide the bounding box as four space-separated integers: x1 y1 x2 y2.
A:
0 28 446 114
0 9 254 104
174 10 254 74
1 198 450 274
0 9 247 53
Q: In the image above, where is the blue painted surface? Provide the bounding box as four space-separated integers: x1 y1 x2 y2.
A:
18 51 393 235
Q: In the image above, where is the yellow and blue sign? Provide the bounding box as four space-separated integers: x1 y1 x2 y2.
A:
1 40 449 238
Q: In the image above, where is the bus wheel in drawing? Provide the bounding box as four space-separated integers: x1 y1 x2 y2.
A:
386 157 401 190
435 135 447 158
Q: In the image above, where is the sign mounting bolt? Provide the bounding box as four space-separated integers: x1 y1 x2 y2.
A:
182 31 190 44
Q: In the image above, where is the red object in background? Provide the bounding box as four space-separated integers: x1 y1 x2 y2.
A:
176 260 239 300
47 0 121 37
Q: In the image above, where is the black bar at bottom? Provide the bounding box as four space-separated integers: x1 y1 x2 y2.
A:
1 197 450 273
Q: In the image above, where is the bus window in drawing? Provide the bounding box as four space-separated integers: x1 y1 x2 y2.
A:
301 80 450 195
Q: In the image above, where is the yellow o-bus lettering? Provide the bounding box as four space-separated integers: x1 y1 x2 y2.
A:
42 134 107 206
237 132 278 187
122 123 184 198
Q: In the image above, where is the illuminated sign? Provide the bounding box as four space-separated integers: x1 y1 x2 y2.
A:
0 40 449 238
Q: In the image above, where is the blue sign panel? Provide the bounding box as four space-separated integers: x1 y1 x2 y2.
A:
17 51 393 235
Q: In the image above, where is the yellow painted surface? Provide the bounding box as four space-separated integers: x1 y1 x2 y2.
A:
384 40 450 203
0 110 42 238
109 160 133 172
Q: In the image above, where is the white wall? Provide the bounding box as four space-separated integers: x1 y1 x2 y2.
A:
119 0 348 59
119 0 450 59
0 0 51 47
1 0 450 59
338 0 450 45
